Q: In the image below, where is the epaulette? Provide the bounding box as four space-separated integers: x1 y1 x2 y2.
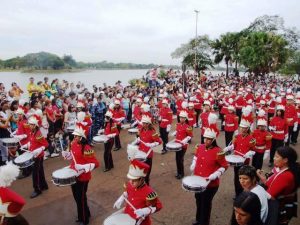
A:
266 133 272 141
84 149 95 157
146 191 158 201
235 116 239 121
85 114 91 119
111 125 117 131
168 111 173 114
194 144 200 154
217 150 226 159
152 132 159 138
123 182 127 191
36 134 44 141
249 138 256 146
24 123 30 128
187 126 193 131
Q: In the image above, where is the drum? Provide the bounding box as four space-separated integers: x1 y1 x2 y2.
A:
0 138 19 148
121 124 131 129
128 128 138 135
52 167 78 186
66 126 75 133
225 154 245 167
134 150 147 162
14 152 34 168
166 142 182 152
93 135 108 144
103 212 136 225
182 175 209 193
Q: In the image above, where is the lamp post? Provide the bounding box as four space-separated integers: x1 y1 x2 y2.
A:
194 10 199 76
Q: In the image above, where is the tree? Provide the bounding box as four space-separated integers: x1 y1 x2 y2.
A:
280 51 300 75
238 31 289 75
62 55 77 68
211 32 240 78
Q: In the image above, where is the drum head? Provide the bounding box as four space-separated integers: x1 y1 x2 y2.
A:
128 128 138 134
104 213 135 225
14 152 33 163
182 176 208 188
225 155 245 163
52 167 78 178
93 135 108 143
166 142 182 148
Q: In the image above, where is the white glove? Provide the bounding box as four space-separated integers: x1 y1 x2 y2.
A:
116 117 125 122
98 129 104 134
263 150 270 160
171 131 177 136
208 167 225 181
14 134 27 140
134 207 156 218
75 163 95 173
62 151 72 160
113 192 127 209
224 144 234 153
145 142 159 148
10 133 14 138
20 143 29 149
244 150 255 158
222 121 225 126
131 120 138 127
32 146 45 158
181 136 191 145
293 123 298 132
166 124 171 132
190 156 197 172
131 137 140 145
250 123 254 132
107 133 117 139
269 126 275 131
81 122 88 126
233 130 239 136
284 134 288 143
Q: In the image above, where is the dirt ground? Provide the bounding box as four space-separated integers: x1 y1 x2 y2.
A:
11 121 300 225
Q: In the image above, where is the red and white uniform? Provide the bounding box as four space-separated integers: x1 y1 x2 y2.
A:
285 104 297 127
224 113 239 132
139 128 162 158
0 187 26 218
200 111 210 135
104 122 119 137
176 99 184 116
252 130 272 154
29 130 48 158
187 109 196 127
158 107 172 128
233 134 256 164
194 145 228 188
269 117 288 140
175 123 193 149
112 108 126 126
15 120 31 145
235 96 246 110
133 105 142 120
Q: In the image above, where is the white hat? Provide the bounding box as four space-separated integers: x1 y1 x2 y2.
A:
114 99 120 105
109 102 115 110
257 109 266 117
76 102 85 108
141 104 150 112
178 93 183 98
203 93 209 99
116 93 122 99
276 105 285 111
287 89 292 94
162 99 168 104
247 99 253 104
240 119 251 128
196 89 201 93
257 119 267 126
296 99 300 104
141 115 152 124
28 115 40 126
203 100 211 106
286 95 294 100
143 96 150 103
77 111 86 122
158 94 164 98
181 101 188 109
127 160 149 179
136 98 142 103
0 162 20 188
35 109 43 118
105 111 113 118
276 96 282 103
16 108 25 115
137 93 143 98
228 98 233 104
72 125 86 138
296 92 300 98
19 99 26 106
188 102 194 107
77 94 84 100
208 113 218 125
260 100 266 105
179 111 188 119
228 105 235 111
203 128 217 139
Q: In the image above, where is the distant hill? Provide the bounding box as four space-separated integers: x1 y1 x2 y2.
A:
0 52 177 70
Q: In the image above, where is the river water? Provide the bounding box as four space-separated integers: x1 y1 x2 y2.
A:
0 69 148 92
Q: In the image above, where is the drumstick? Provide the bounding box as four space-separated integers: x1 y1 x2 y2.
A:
234 151 245 157
123 195 145 222
20 148 31 153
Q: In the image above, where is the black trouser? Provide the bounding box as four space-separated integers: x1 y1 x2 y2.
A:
286 126 294 146
194 187 219 225
114 125 122 149
145 158 152 185
234 166 243 196
236 109 242 123
32 157 48 193
195 109 201 126
201 135 204 144
48 120 55 135
159 127 168 151
104 139 114 169
252 152 264 170
71 180 90 224
175 149 186 176
270 139 284 164
177 115 180 123
291 123 299 144
225 131 234 146
268 113 274 125
220 114 225 130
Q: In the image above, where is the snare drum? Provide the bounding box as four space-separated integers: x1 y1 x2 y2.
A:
14 152 34 168
225 154 245 167
166 142 182 152
134 150 147 162
0 138 19 148
182 175 209 193
121 124 131 129
92 135 108 144
66 126 75 133
103 212 136 225
52 167 78 186
128 128 138 135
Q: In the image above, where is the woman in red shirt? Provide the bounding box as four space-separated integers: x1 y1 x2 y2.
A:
257 146 300 225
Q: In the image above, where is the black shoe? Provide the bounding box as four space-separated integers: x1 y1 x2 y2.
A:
42 186 48 191
113 147 121 151
103 168 111 172
291 142 296 146
161 149 167 155
192 222 201 225
17 174 26 179
79 222 88 225
30 191 41 199
175 174 183 179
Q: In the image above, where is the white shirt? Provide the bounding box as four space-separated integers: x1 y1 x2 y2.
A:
251 184 271 223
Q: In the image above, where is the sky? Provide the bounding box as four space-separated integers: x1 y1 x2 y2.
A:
0 0 299 65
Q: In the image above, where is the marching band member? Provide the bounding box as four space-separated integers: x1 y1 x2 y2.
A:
251 119 272 170
224 105 239 146
269 105 288 167
291 99 300 143
113 160 162 225
187 102 196 128
0 163 27 225
22 115 49 198
172 111 193 179
158 99 172 154
190 127 228 225
135 115 162 184
257 146 300 225
62 125 99 225
112 100 125 151
102 111 119 172
199 100 212 144
284 95 297 146
231 119 256 196
176 94 184 122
